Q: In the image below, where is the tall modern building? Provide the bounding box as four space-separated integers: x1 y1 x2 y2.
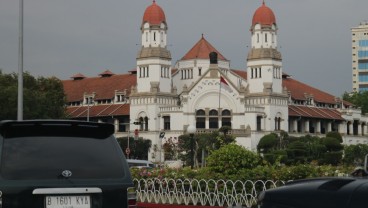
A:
352 22 368 92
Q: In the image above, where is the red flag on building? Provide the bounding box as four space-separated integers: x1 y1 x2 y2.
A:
220 76 233 93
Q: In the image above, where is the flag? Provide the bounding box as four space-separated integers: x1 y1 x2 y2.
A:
220 76 233 93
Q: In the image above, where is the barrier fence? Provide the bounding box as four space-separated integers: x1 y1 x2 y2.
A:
133 178 286 207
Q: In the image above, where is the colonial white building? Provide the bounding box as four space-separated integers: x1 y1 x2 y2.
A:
63 1 368 162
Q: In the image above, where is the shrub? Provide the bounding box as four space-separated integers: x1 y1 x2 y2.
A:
321 151 343 165
326 132 343 143
257 133 278 153
343 144 368 165
263 150 288 164
206 144 261 175
322 137 343 152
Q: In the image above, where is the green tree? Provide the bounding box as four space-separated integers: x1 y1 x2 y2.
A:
343 91 368 114
117 137 152 160
0 71 66 120
163 137 177 160
343 144 368 165
177 130 236 168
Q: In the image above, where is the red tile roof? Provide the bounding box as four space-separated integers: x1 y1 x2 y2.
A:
283 77 340 104
99 69 115 76
70 73 86 79
289 105 344 120
232 69 247 78
62 74 136 102
181 35 227 61
66 104 130 118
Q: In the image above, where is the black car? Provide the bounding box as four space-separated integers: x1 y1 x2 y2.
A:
0 120 136 208
257 177 368 208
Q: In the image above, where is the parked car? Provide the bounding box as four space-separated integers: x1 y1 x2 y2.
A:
127 159 155 169
0 120 136 208
258 155 368 208
257 177 368 208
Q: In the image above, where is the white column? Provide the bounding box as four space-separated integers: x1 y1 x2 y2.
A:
349 122 353 135
114 118 119 133
293 119 298 132
304 120 310 133
358 122 362 136
339 121 346 135
327 122 332 133
316 120 321 133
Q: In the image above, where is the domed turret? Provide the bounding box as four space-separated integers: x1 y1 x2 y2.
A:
247 1 283 95
137 0 172 94
142 0 166 26
252 1 276 28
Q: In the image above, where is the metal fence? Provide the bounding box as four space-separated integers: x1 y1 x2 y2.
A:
133 178 286 207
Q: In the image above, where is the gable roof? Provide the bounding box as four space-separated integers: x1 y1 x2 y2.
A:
62 73 136 102
181 35 227 61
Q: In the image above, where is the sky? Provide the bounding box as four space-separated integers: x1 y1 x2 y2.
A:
0 0 367 97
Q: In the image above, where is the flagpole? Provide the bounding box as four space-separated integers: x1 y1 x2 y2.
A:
219 78 221 110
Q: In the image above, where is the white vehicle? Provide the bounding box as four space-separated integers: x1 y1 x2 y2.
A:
127 159 155 169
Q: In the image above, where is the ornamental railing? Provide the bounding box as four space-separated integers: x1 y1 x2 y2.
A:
133 178 286 207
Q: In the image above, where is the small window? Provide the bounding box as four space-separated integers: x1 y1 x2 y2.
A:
163 116 170 130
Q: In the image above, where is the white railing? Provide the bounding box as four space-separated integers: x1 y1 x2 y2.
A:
133 178 286 207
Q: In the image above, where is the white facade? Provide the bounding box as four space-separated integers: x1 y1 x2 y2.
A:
63 2 368 164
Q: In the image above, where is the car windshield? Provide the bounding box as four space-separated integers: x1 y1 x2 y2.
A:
0 136 125 180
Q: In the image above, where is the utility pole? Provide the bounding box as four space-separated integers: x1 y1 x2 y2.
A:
17 0 24 121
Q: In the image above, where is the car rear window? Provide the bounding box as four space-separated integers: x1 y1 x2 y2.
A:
0 136 125 180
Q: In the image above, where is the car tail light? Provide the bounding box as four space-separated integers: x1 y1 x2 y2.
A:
127 187 137 208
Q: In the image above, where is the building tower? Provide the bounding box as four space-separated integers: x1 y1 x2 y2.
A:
352 22 368 92
136 0 171 93
245 2 288 133
247 1 283 94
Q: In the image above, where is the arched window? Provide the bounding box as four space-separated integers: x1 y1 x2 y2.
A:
222 110 231 128
196 110 205 129
209 110 218 129
144 117 149 131
274 117 281 131
222 110 231 116
139 117 144 131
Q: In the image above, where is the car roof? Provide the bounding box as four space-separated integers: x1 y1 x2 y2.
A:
0 120 114 139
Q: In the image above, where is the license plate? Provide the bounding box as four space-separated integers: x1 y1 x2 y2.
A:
45 195 91 208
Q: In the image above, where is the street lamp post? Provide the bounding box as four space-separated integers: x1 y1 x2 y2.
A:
187 124 196 169
17 0 24 121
